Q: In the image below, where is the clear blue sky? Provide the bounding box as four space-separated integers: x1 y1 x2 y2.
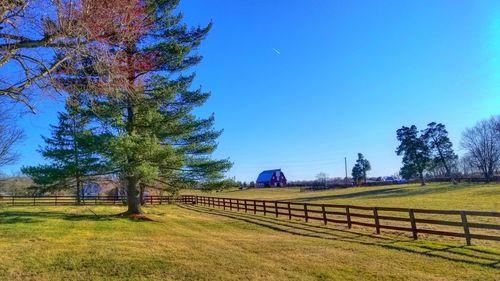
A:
4 0 500 182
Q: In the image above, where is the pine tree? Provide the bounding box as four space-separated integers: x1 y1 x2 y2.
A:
355 153 371 183
396 125 431 185
422 122 458 184
22 97 109 203
351 164 363 186
54 0 232 214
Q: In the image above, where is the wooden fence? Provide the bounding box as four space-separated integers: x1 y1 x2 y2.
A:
3 194 499 246
184 195 500 246
0 195 190 206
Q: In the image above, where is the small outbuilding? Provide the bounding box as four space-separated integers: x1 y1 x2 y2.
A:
256 169 287 187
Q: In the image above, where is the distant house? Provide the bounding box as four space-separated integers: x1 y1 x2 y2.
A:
80 182 101 198
256 169 287 187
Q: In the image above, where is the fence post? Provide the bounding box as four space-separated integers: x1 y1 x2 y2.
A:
223 198 226 210
150 195 153 205
409 209 418 240
244 200 248 213
263 201 267 216
253 200 257 214
288 202 292 220
230 199 233 211
304 204 309 223
460 211 472 246
373 207 380 234
275 201 278 218
346 207 351 229
237 199 240 212
322 205 327 225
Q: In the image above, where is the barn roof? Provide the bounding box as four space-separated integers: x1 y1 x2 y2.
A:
256 169 281 183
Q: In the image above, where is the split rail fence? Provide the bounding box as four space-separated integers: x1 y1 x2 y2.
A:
2 194 499 246
185 195 500 246
0 195 189 206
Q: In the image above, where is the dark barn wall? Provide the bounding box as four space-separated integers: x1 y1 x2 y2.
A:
256 170 287 187
269 172 287 187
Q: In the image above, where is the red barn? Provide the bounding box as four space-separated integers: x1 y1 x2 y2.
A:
256 169 287 187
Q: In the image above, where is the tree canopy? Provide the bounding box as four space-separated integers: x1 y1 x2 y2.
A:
461 115 500 183
49 0 231 214
21 96 110 202
396 125 431 185
351 153 371 186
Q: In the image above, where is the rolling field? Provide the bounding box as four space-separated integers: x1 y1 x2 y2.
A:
0 183 499 280
185 182 500 210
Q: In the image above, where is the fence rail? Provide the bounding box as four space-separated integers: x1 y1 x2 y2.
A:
184 195 500 246
2 194 499 246
0 195 190 206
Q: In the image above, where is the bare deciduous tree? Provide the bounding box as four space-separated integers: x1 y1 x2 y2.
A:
461 115 500 183
315 172 329 187
1 1 71 110
0 0 108 112
0 101 24 167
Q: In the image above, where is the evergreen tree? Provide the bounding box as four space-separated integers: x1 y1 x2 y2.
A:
396 125 431 185
22 97 109 203
351 164 363 186
54 0 232 214
355 153 371 183
422 122 458 184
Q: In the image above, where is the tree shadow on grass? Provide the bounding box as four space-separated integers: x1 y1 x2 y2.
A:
0 209 163 224
178 204 500 269
0 210 115 223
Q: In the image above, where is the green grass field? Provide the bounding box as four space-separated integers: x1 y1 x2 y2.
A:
186 182 500 211
0 183 499 280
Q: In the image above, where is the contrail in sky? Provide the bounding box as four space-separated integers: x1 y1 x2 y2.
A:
273 48 281 55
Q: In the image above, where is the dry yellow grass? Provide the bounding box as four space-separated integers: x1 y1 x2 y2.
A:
185 182 500 211
0 201 499 280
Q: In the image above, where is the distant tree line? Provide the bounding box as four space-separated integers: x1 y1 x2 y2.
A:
395 116 500 185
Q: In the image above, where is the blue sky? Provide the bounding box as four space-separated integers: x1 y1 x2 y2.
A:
4 0 500 182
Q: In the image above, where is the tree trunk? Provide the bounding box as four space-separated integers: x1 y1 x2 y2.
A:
139 184 145 206
76 178 81 205
419 172 426 186
123 45 142 215
437 147 457 185
126 177 142 214
484 171 491 184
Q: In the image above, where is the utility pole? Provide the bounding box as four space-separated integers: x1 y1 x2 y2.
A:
344 157 348 184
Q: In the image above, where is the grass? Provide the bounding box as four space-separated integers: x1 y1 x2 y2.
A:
0 183 499 280
185 182 500 211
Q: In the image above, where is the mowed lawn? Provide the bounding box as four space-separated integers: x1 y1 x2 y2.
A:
0 183 499 280
186 182 500 211
0 204 499 280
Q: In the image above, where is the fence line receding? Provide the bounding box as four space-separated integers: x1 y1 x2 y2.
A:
1 194 499 246
184 195 500 246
